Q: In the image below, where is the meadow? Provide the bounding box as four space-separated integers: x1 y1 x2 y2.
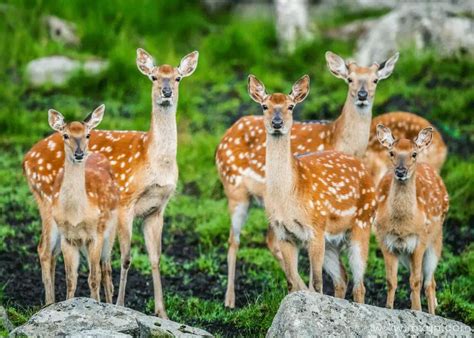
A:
0 1 473 336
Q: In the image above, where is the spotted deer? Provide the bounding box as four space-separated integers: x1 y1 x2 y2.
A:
22 48 199 318
46 105 118 302
365 112 447 184
374 124 448 314
216 51 398 307
247 74 376 302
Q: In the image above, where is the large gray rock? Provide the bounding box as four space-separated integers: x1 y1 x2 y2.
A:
355 4 474 65
267 291 472 337
26 56 108 87
10 297 213 337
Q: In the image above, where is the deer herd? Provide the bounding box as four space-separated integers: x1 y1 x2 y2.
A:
22 48 449 319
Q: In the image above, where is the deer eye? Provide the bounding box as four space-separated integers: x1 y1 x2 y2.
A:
150 75 157 81
288 105 295 110
86 134 91 139
175 76 181 82
63 134 70 140
347 78 353 83
373 79 379 84
262 104 268 110
412 152 417 158
389 151 394 157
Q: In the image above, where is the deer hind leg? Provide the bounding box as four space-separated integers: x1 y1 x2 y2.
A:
143 211 167 319
37 212 60 305
280 239 307 292
409 243 426 312
61 239 79 300
423 239 441 314
323 242 347 298
101 222 116 303
348 225 370 304
116 208 133 307
224 185 250 308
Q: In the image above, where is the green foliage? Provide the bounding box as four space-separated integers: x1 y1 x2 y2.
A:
0 1 473 337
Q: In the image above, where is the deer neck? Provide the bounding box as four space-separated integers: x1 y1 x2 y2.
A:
59 158 87 212
388 171 417 221
147 100 178 162
332 94 372 157
265 132 296 206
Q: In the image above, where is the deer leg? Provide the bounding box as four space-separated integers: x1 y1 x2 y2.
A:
308 232 325 293
87 236 103 302
224 188 249 309
61 239 79 300
409 244 426 312
323 243 347 298
38 217 60 305
266 226 284 267
381 246 399 309
116 208 133 307
348 227 369 304
279 239 307 292
143 211 167 319
423 240 441 314
101 224 116 304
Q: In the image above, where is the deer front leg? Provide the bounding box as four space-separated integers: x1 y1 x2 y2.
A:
266 226 284 267
116 208 133 307
87 236 104 302
381 246 399 309
409 244 426 312
279 239 307 292
308 232 325 293
61 239 79 300
143 211 167 319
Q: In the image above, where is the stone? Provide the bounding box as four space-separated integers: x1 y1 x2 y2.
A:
44 15 80 46
10 297 213 337
267 291 472 337
26 56 108 87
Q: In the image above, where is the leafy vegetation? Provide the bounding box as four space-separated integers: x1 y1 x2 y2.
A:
0 1 472 337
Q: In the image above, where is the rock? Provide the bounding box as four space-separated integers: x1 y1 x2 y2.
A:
44 15 80 46
355 4 474 65
267 291 472 337
275 0 314 53
0 306 14 332
9 297 213 337
26 56 108 87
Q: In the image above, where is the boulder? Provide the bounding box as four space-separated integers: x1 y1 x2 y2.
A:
26 56 108 87
355 4 474 65
44 15 80 46
10 297 213 337
267 291 472 337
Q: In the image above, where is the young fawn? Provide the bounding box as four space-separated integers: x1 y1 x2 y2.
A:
23 49 198 318
248 75 376 302
217 51 398 307
47 105 118 302
374 124 449 314
366 112 447 184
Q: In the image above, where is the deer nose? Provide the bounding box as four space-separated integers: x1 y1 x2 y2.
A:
358 90 368 101
74 149 84 161
162 87 172 98
395 166 407 178
272 117 283 130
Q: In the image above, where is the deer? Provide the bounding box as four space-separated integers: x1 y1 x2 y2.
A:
45 105 118 302
374 124 449 314
216 51 399 308
365 112 448 184
247 74 376 303
22 48 199 318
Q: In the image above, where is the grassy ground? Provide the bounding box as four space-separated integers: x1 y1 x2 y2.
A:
0 1 473 336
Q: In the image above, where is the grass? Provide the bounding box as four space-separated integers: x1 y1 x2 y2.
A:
0 1 473 337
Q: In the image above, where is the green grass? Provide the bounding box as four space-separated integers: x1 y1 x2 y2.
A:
0 1 473 337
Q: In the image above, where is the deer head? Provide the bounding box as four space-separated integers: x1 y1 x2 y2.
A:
136 48 199 107
48 105 105 163
248 75 310 136
376 124 433 182
325 51 399 112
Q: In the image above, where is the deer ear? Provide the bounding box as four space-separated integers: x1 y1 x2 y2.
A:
48 109 66 132
248 75 267 103
415 127 433 152
136 48 155 76
289 75 310 103
325 51 348 80
376 52 399 80
84 104 105 130
376 124 395 149
178 51 199 77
